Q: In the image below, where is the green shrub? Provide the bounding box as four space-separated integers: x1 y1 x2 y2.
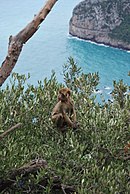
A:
0 58 129 193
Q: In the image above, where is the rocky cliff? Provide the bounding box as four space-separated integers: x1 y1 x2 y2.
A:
69 0 130 50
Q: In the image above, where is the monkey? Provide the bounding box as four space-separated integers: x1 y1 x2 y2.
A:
51 88 78 131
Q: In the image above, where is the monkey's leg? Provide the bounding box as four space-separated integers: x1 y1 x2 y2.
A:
52 113 64 128
63 112 79 129
62 112 73 127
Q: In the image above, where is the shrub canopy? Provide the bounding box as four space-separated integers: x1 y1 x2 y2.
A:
0 58 130 193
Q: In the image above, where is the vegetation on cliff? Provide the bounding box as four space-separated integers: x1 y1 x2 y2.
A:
69 0 130 50
102 0 130 44
110 14 130 44
0 58 130 193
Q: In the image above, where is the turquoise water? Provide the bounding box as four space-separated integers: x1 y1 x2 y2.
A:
0 0 130 99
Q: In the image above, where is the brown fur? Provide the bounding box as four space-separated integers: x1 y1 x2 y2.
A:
51 88 77 130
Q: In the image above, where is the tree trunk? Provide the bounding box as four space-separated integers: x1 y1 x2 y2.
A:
0 0 58 86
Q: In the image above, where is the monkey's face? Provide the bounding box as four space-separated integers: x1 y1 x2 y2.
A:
58 88 71 102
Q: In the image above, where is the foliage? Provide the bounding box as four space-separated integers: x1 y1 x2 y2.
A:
100 0 130 44
110 15 130 44
0 59 130 193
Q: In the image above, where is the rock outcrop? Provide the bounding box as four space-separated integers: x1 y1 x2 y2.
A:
69 0 130 50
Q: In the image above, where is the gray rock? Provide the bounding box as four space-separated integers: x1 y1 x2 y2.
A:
69 0 130 50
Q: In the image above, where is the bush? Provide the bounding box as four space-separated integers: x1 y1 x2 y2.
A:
110 15 130 44
0 58 129 193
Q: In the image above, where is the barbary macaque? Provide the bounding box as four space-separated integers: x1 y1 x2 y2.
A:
51 88 78 130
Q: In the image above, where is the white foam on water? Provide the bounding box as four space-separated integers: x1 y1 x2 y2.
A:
93 89 103 94
104 86 112 90
68 34 130 52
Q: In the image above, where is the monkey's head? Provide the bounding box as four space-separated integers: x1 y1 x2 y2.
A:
58 88 71 102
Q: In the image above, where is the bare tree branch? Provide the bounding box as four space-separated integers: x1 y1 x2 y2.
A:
0 159 76 193
0 159 47 192
0 0 58 86
0 123 22 140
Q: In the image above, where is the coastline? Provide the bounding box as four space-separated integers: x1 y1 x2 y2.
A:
68 34 130 53
69 0 130 53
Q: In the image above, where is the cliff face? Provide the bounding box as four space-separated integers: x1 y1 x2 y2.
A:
69 0 130 50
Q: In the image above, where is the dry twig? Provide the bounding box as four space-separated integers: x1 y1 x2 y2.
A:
0 123 22 140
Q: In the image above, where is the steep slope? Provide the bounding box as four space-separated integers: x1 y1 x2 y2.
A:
69 0 130 50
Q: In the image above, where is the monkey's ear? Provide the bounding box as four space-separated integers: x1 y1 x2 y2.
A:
58 89 62 94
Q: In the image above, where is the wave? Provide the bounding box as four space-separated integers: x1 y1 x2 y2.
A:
68 34 111 48
93 89 103 94
104 86 112 90
107 91 112 95
68 34 110 48
68 34 130 53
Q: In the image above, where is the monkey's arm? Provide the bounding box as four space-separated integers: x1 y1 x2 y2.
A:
62 110 73 127
70 101 76 122
72 106 76 122
71 102 79 129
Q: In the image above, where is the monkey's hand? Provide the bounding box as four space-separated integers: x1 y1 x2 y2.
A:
61 110 67 117
72 122 79 130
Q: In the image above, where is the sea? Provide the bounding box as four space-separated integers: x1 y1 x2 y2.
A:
0 0 130 101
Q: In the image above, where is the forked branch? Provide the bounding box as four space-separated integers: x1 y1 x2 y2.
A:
0 0 58 86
